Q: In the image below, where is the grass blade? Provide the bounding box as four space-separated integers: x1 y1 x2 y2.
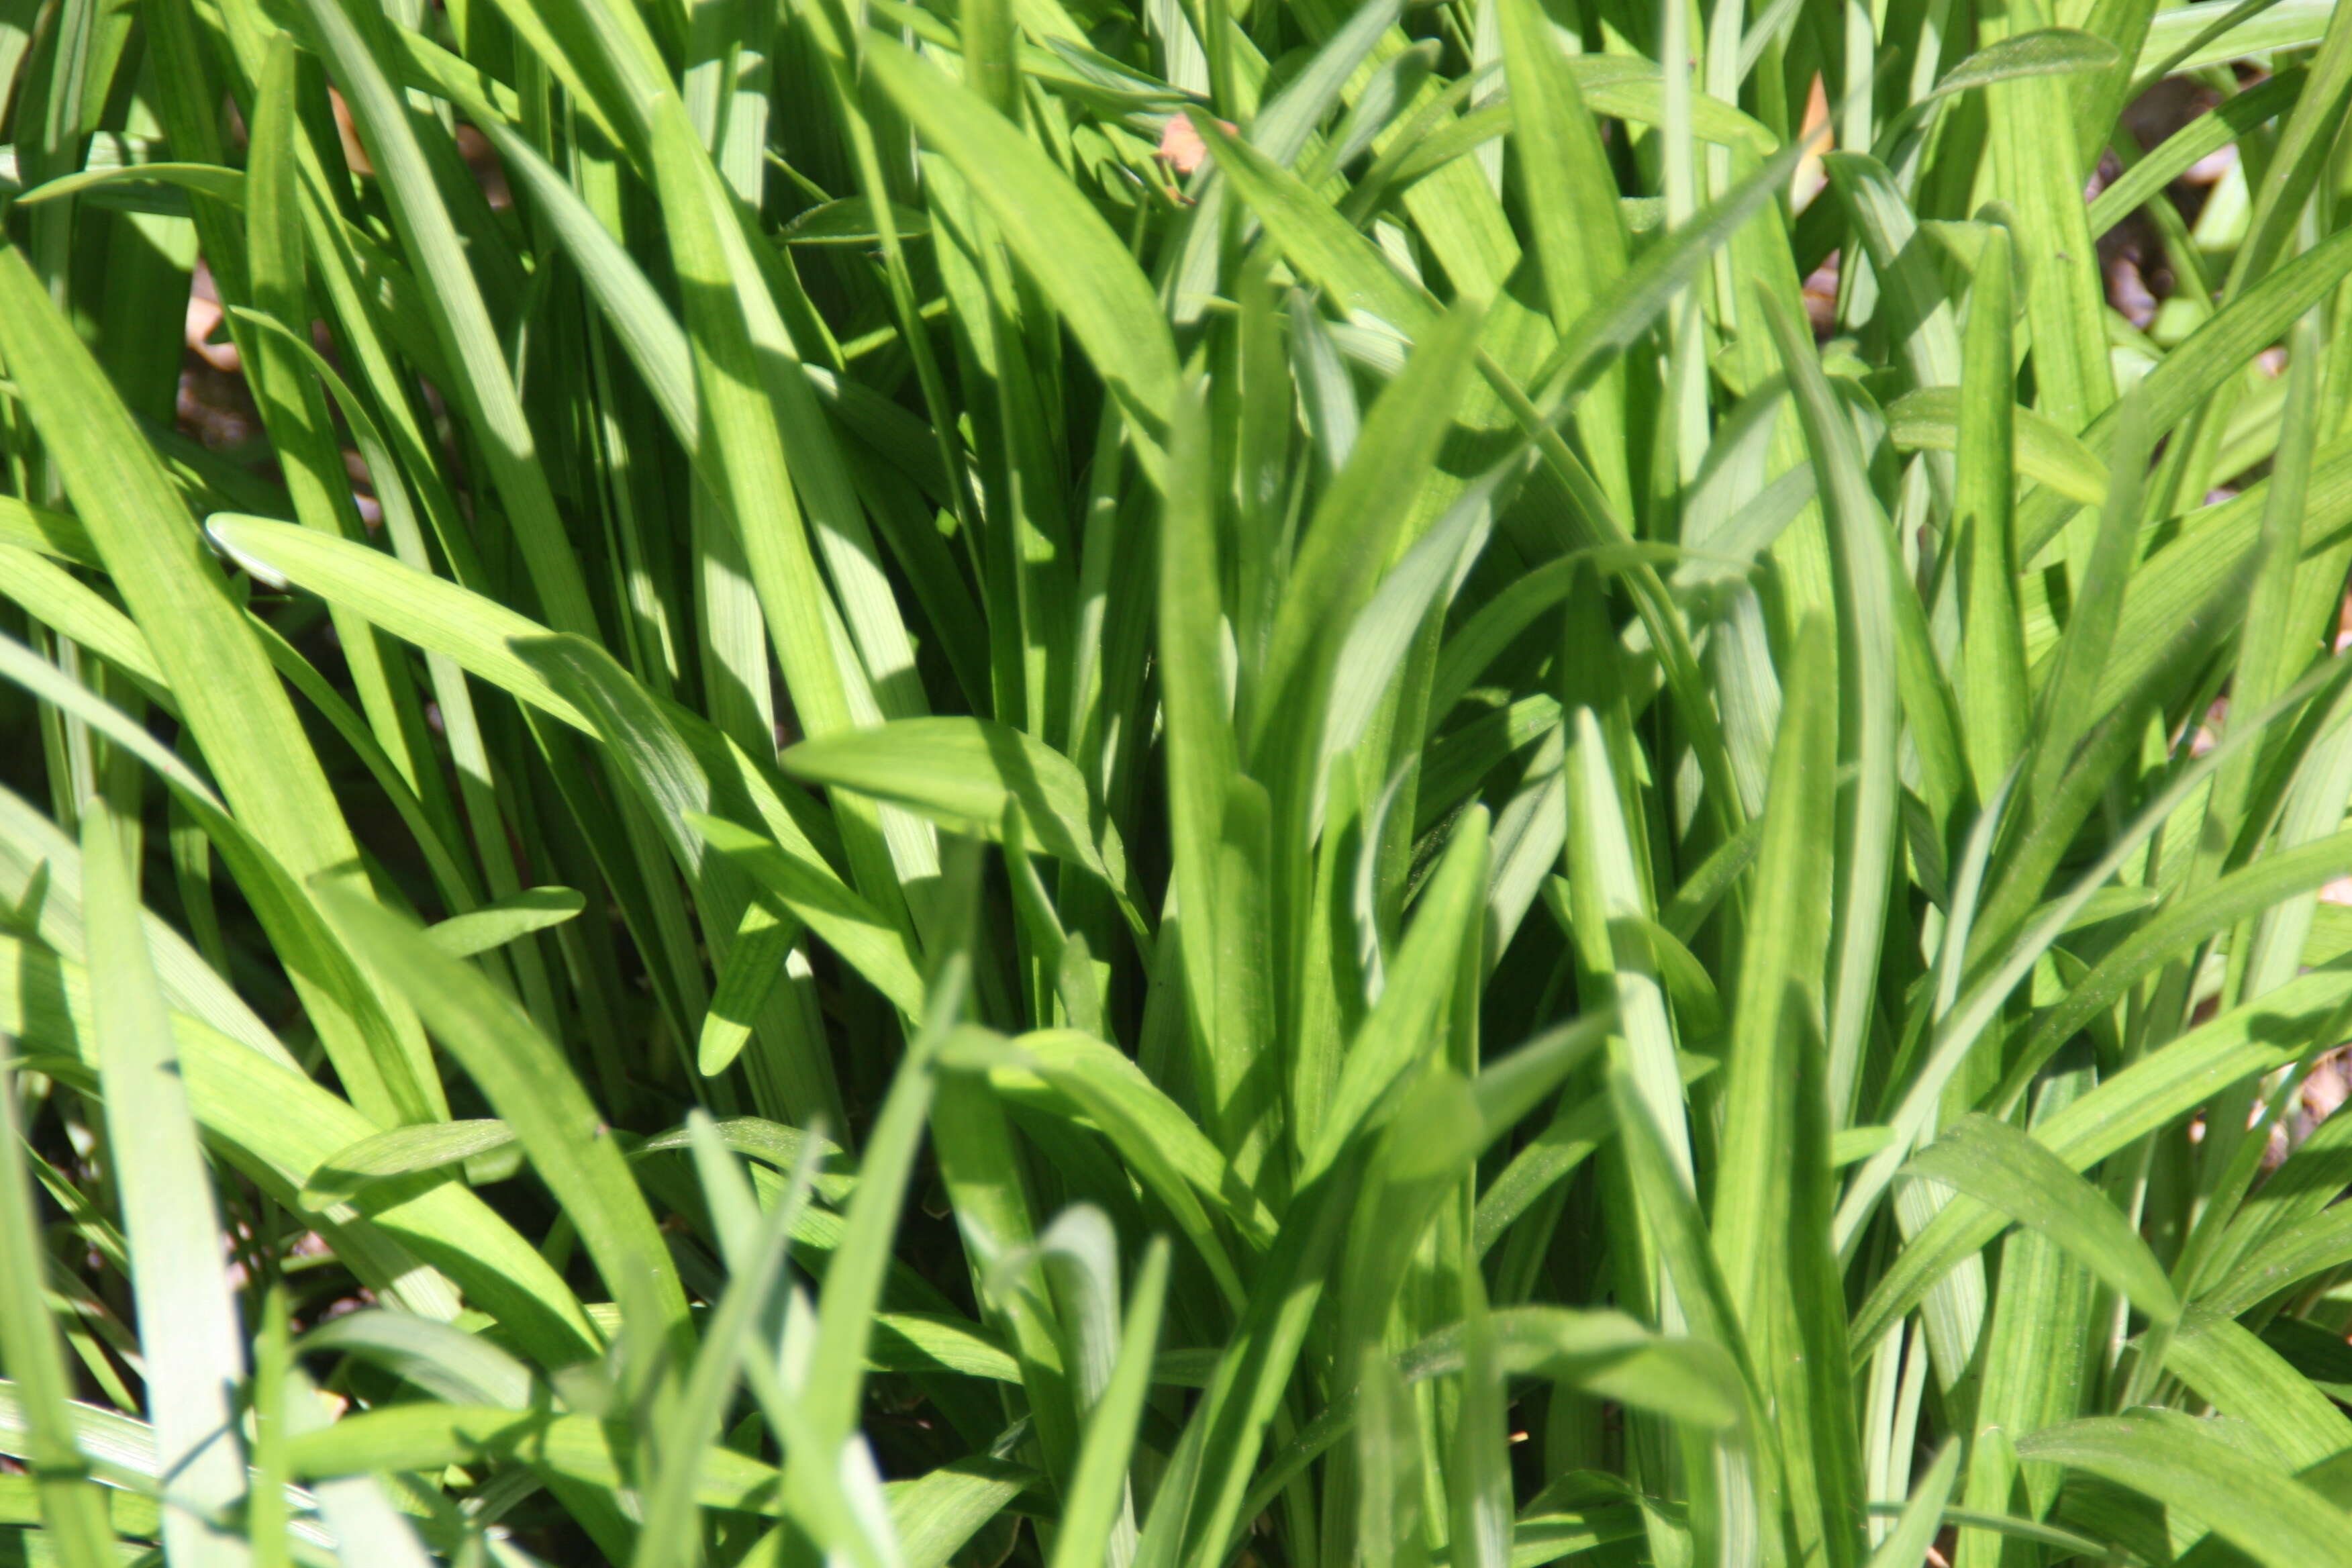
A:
80 797 250 1566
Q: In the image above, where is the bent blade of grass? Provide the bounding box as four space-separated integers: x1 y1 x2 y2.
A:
297 1120 518 1210
985 1027 1270 1262
1883 389 2110 507
2014 1415 2352 1568
283 1403 785 1506
426 887 588 957
2163 1309 2352 1471
687 814 928 1019
1902 1114 2179 1324
699 903 799 1076
295 1312 536 1410
311 887 692 1361
783 718 1134 916
205 515 591 729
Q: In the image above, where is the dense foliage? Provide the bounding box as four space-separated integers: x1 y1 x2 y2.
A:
9 0 2352 1563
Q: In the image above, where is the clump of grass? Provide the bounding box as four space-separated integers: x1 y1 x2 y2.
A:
7 0 2352 1563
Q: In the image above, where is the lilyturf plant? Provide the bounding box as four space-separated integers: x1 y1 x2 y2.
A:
9 0 2352 1563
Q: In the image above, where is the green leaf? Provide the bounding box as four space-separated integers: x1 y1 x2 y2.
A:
948 1027 1261 1308
15 161 247 208
697 901 799 1076
203 515 593 731
2016 224 2352 563
296 1311 534 1409
1046 1238 1169 1568
1996 829 2352 1108
1256 298 1489 767
1865 1441 1959 1568
311 887 692 1359
1851 959 2352 1354
889 1457 1037 1568
1306 807 1490 1181
633 1116 854 1204
781 718 1134 913
861 36 1178 456
2163 1308 2352 1470
638 1113 820 1568
1953 226 2030 801
0 1061 119 1568
283 1402 783 1507
79 798 250 1567
0 932 599 1365
298 1120 519 1210
2132 0 2313 71
1193 114 1431 334
1759 290 1900 1123
0 248 435 1129
686 814 929 1019
2027 392 2151 809
424 887 586 957
294 0 602 640
1883 388 2110 507
2015 1414 2352 1568
1903 1114 2179 1322
1926 28 2118 101
781 197 934 244
1711 614 1834 1329
2088 68 2303 238
0 497 100 565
